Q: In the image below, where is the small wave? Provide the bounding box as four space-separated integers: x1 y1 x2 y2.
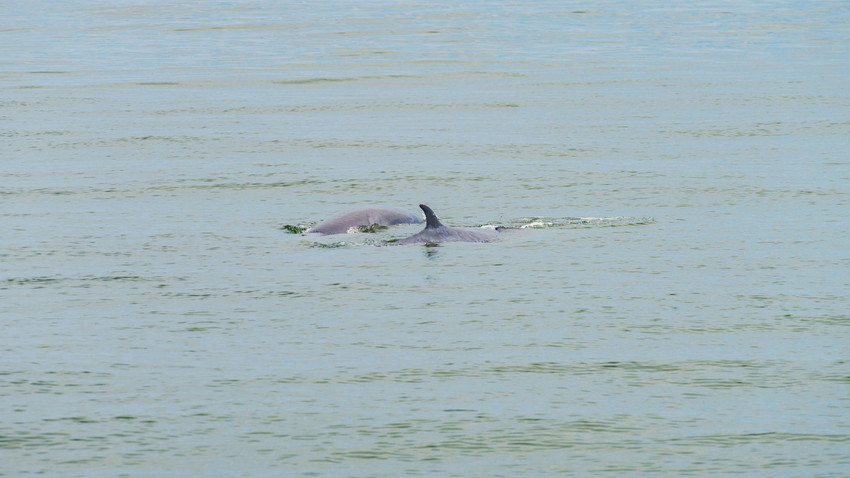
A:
3 275 171 289
272 74 417 86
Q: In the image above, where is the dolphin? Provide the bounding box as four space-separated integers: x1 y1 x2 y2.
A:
305 206 423 235
395 204 502 244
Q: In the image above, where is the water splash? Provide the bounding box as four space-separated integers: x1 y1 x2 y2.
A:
280 224 307 234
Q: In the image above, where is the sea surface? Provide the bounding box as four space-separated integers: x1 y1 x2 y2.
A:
2 1 849 476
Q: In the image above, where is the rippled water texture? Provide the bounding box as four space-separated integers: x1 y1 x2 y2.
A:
2 1 849 476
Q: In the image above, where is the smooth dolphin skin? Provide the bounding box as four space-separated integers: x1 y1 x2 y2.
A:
395 204 501 244
305 206 423 235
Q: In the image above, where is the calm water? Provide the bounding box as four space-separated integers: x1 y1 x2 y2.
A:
2 1 849 476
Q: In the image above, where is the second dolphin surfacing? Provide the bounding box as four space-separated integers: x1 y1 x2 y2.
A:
395 204 502 244
306 207 423 235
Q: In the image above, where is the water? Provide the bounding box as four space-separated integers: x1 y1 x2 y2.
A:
2 1 849 476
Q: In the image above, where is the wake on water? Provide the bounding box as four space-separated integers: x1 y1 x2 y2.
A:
515 216 655 229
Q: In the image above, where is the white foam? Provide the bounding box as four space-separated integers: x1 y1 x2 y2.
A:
520 221 553 229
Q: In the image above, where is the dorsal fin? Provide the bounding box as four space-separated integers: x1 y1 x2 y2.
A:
419 204 443 229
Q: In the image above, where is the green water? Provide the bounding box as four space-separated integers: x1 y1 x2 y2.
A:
2 1 849 476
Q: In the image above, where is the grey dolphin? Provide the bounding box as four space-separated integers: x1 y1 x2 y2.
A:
395 204 501 244
306 206 423 235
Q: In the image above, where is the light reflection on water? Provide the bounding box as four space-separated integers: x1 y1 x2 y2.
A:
2 1 849 476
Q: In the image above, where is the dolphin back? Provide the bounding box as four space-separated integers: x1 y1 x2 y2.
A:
306 206 422 235
396 204 500 244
